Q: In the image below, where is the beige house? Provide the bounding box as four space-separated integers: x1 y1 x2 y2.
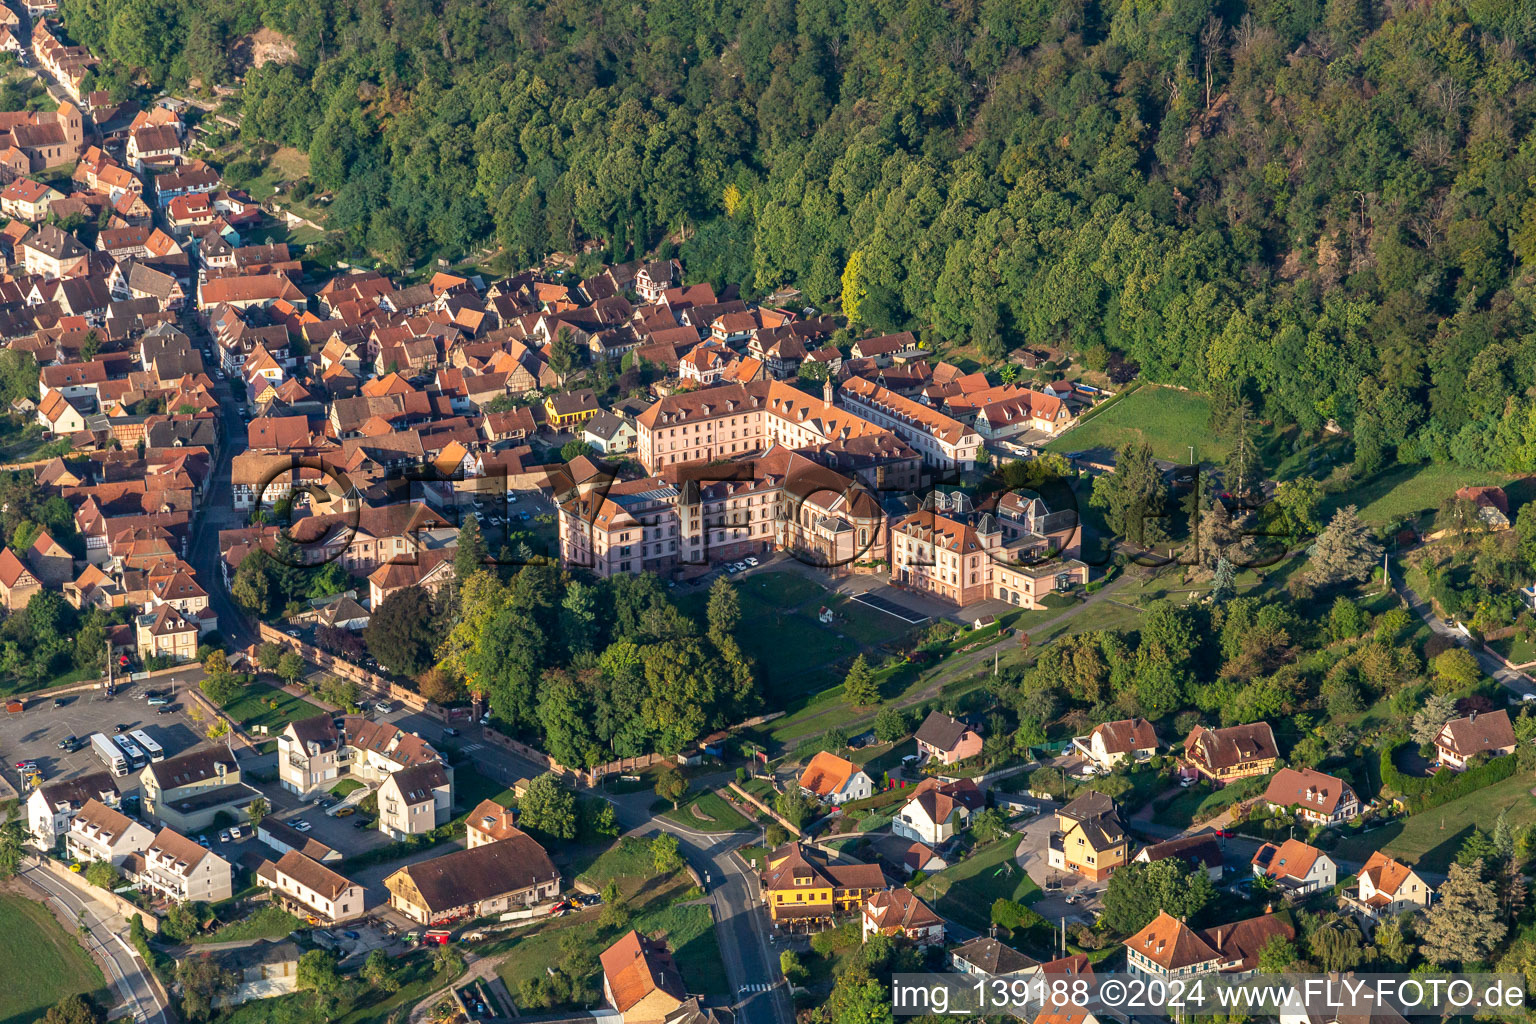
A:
140 747 260 833
276 714 448 804
0 177 62 221
1183 722 1279 784
135 604 199 662
20 224 89 278
861 887 945 945
1348 851 1434 923
1252 838 1336 896
0 547 42 612
65 798 153 867
256 850 365 924
464 799 521 849
377 762 451 840
139 827 234 903
384 833 560 925
601 930 688 1024
1434 709 1516 769
1262 767 1359 825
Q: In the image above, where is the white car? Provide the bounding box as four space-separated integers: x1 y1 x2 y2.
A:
291 820 312 832
744 556 759 567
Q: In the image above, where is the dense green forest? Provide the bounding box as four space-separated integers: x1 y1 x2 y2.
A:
59 0 1536 472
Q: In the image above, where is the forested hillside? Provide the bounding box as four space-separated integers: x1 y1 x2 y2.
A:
61 0 1536 472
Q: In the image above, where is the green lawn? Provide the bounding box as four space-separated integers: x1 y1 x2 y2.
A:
1333 771 1536 874
661 790 754 832
188 904 300 944
216 953 454 1024
219 683 324 735
1151 783 1254 829
0 894 108 1024
925 837 1040 934
1323 462 1514 527
1045 385 1227 464
330 779 364 798
500 836 730 1005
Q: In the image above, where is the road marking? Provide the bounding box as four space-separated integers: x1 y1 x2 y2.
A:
459 743 483 752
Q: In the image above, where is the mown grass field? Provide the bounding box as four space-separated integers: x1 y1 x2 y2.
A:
1045 385 1227 464
1323 462 1515 527
220 682 324 735
926 837 1040 934
661 789 754 832
1333 772 1536 873
0 894 107 1024
497 837 729 1004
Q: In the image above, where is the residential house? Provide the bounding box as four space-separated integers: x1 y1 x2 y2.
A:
1280 1006 1412 1024
1133 834 1224 882
1262 767 1360 825
256 819 342 864
600 930 688 1024
545 388 602 429
913 710 984 766
384 833 561 925
949 936 1040 977
860 887 945 945
276 714 446 799
798 751 873 805
464 799 522 849
376 762 451 840
1433 709 1517 770
135 603 199 662
138 827 234 903
836 375 984 471
584 411 637 454
209 940 302 1007
256 850 365 924
1074 718 1159 771
26 771 119 851
0 177 61 221
1347 851 1434 923
140 746 260 833
1183 722 1279 785
27 529 75 587
66 798 154 867
891 778 983 846
1123 911 1221 982
1047 791 1128 882
759 843 886 929
1198 913 1297 976
0 547 42 611
1252 839 1337 895
20 224 89 278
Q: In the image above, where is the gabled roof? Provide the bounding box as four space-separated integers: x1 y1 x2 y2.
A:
1436 709 1516 756
1124 911 1220 971
1359 851 1421 900
1253 838 1327 882
1262 767 1354 815
798 751 860 797
599 930 688 1014
1184 722 1279 770
914 710 973 752
949 936 1038 975
863 887 943 932
1090 717 1159 754
265 849 356 900
388 833 559 914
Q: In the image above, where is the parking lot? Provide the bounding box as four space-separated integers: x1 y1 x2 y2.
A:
0 679 207 794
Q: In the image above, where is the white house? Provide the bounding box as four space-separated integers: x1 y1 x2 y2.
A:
798 751 872 805
256 850 365 924
1074 717 1159 771
861 888 945 945
66 798 154 867
1349 851 1434 922
1252 839 1336 895
139 827 234 903
27 771 119 851
891 778 983 846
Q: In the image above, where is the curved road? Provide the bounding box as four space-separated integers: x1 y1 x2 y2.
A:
20 860 167 1024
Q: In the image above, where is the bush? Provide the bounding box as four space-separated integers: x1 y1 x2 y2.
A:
1379 737 1519 811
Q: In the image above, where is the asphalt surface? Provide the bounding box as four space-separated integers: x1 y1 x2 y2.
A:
189 368 258 650
21 859 167 1024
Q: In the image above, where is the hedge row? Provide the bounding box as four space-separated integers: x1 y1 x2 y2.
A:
1379 738 1518 812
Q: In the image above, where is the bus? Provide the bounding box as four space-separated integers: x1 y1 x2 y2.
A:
113 734 147 771
90 733 129 777
128 729 164 763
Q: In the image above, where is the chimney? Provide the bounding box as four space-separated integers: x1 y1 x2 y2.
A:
823 376 835 405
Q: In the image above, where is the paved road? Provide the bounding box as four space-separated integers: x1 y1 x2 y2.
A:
21 860 167 1024
188 371 257 650
1399 579 1535 698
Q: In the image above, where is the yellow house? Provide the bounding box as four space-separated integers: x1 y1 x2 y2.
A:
1046 791 1129 882
545 388 602 429
759 842 885 929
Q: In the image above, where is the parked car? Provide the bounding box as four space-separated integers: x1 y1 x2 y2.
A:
335 807 356 817
14 760 35 770
52 697 65 708
745 556 759 567
147 697 169 706
443 727 460 737
196 835 211 848
57 736 77 750
229 825 244 839
291 820 313 832
156 705 176 715
342 930 361 940
114 723 129 733
219 831 231 843
352 817 373 829
375 701 394 714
